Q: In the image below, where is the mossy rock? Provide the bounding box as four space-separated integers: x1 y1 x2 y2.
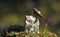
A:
6 31 57 37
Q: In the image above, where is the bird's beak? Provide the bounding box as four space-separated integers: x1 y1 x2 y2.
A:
34 8 45 19
39 14 45 19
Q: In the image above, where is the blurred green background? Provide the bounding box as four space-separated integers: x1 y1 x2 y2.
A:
0 0 60 37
